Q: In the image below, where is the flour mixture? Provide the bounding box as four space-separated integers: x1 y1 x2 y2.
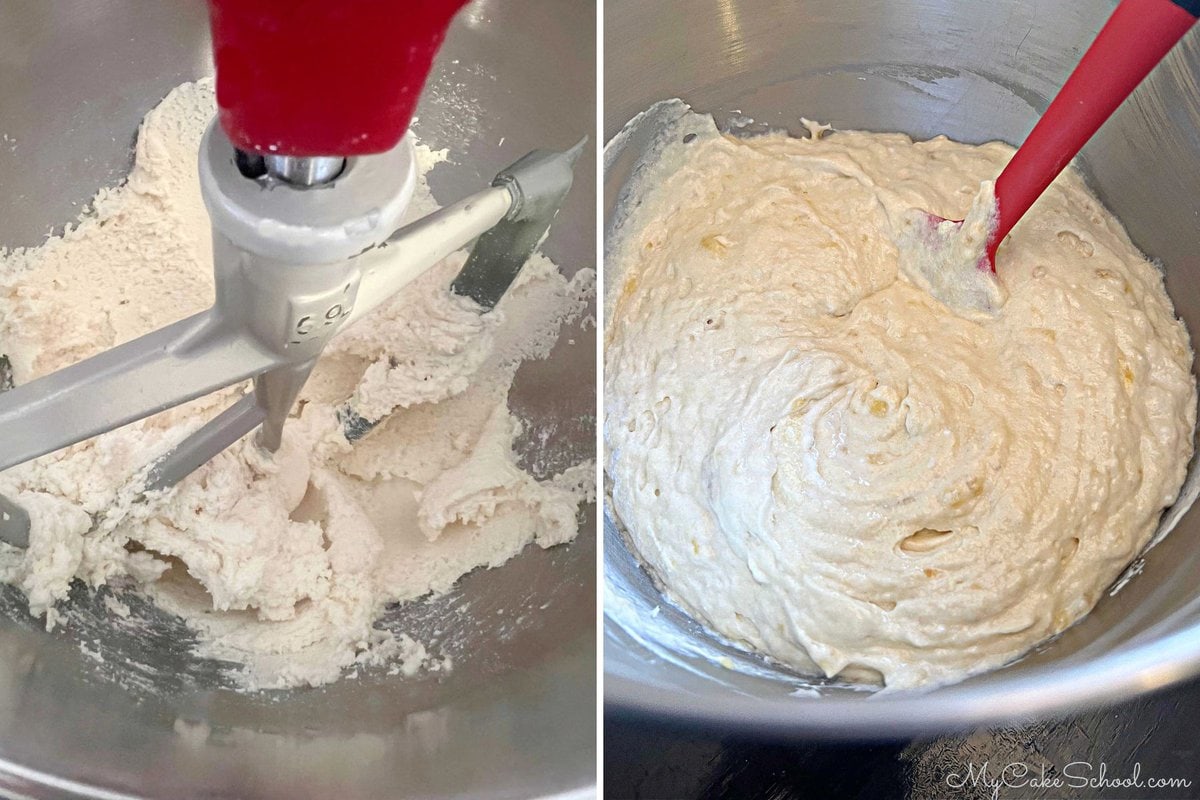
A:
605 109 1197 690
0 79 595 689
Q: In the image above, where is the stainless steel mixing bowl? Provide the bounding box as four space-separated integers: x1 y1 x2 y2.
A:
0 1 595 797
604 0 1200 737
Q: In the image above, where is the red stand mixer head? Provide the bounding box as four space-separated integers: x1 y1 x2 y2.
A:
206 0 470 157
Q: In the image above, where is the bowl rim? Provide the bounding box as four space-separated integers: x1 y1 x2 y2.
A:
603 617 1200 737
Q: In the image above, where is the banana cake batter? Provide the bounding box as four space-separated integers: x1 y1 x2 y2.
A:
605 109 1196 689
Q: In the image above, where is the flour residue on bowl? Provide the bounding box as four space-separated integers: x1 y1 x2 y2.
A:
0 78 595 690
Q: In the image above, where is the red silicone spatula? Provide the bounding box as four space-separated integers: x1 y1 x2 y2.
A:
934 0 1198 272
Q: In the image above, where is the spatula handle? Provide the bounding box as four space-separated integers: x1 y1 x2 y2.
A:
989 0 1197 264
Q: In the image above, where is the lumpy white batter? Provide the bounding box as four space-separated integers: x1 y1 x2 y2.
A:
0 80 595 689
605 110 1197 690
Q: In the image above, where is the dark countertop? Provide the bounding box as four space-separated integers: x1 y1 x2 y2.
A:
605 676 1200 799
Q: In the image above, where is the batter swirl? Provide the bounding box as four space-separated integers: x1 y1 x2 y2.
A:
605 112 1196 689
